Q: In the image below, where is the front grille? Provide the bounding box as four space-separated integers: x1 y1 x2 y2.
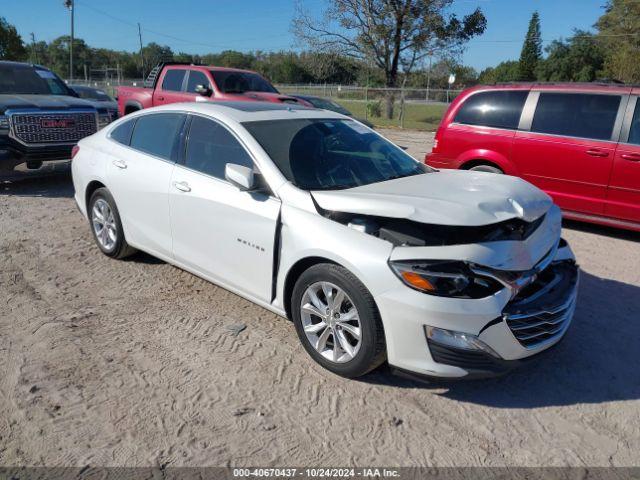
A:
10 112 97 144
503 261 578 349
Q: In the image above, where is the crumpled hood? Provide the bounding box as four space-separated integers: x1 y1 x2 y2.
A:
311 170 553 227
0 94 96 114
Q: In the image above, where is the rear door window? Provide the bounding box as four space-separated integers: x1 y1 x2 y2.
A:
454 90 528 130
130 113 185 161
531 93 621 141
161 70 186 92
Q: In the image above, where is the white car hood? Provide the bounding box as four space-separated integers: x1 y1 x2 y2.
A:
311 170 552 226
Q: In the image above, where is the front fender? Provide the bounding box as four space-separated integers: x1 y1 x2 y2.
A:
275 204 397 312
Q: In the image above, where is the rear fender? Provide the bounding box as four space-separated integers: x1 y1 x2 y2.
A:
458 149 519 176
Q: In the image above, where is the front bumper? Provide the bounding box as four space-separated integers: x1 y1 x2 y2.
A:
375 242 579 379
1 137 74 172
424 152 457 169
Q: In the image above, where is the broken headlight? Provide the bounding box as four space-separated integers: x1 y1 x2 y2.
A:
389 260 503 299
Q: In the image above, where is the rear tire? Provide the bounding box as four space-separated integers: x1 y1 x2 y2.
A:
291 263 386 378
468 164 503 174
88 187 136 259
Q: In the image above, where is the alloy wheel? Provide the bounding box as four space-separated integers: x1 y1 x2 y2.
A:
91 198 117 251
300 281 362 363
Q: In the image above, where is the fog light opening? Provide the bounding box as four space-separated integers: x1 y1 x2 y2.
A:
424 325 501 358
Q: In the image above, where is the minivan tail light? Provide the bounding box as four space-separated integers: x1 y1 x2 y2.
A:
71 145 80 160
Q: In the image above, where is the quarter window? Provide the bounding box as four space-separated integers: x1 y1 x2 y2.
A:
531 93 621 141
130 113 185 161
454 91 528 130
185 116 253 180
161 69 186 92
110 119 136 146
186 70 210 93
627 100 640 145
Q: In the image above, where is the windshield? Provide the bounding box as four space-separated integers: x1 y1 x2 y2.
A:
73 87 112 102
0 64 71 95
211 70 278 94
308 97 352 116
244 119 429 190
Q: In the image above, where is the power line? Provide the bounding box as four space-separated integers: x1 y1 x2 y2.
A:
74 0 292 51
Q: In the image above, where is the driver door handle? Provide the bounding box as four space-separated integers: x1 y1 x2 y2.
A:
112 159 127 169
172 181 191 192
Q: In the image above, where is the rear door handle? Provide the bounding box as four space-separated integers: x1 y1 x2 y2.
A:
586 149 609 157
621 153 640 162
172 181 191 192
112 159 127 169
157 96 165 101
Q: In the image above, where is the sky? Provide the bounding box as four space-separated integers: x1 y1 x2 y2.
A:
4 0 606 72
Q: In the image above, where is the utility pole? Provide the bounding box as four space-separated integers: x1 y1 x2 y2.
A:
138 23 146 81
426 51 433 103
30 33 36 64
64 0 74 81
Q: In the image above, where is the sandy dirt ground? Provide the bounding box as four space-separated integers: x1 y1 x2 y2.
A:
0 129 639 468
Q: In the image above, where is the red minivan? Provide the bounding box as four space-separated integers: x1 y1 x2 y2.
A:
426 83 640 232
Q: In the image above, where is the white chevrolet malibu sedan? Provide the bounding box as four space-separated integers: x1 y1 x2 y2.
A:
71 102 579 380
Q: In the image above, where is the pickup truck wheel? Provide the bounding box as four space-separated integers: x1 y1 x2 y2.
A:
469 164 503 174
88 188 136 259
291 263 386 378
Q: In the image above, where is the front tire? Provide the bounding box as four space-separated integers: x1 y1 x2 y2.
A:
88 187 136 259
291 263 386 378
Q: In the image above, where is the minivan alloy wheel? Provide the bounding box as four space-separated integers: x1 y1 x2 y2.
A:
300 281 362 363
92 198 117 251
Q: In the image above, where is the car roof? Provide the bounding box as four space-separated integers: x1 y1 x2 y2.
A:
466 82 634 94
167 64 263 75
70 85 101 91
0 60 48 69
144 101 348 123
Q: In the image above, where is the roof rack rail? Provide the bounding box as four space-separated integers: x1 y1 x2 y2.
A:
487 80 636 88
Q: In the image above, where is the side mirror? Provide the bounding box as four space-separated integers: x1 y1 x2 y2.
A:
195 84 212 97
225 164 255 191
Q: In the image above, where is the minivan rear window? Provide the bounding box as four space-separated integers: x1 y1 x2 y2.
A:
531 93 621 141
454 90 528 130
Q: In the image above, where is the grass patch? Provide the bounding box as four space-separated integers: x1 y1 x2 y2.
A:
335 100 447 131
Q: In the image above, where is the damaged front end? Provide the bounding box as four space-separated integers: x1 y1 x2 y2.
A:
314 204 547 247
310 182 573 307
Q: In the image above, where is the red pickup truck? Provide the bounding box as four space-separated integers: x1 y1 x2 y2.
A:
117 62 309 116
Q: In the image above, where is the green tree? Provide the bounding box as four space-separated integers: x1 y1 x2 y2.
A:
478 60 520 84
46 36 92 78
536 30 604 82
0 16 27 60
410 60 478 89
596 0 640 83
141 42 174 69
294 0 486 118
518 11 542 81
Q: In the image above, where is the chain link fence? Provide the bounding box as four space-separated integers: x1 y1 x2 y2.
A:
67 80 460 130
